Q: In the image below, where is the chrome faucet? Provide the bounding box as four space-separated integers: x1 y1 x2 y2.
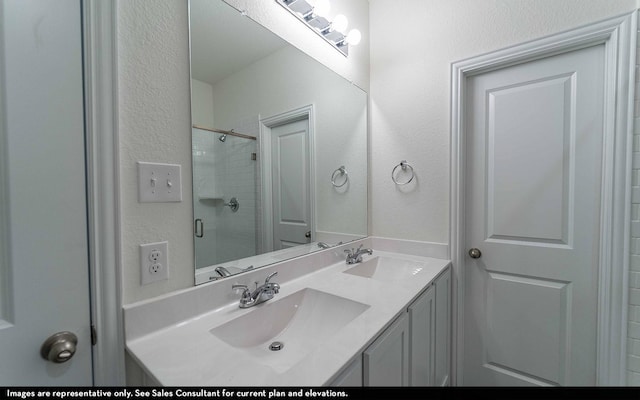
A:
344 244 373 264
318 241 343 249
215 266 231 277
232 271 280 308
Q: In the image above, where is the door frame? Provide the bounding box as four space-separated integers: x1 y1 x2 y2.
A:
83 0 124 385
259 105 316 252
450 11 636 386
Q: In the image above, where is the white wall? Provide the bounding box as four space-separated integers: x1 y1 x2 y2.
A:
191 79 214 127
118 0 193 304
369 0 640 386
369 0 639 244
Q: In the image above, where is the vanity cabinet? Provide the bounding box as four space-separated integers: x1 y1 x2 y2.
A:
434 267 451 386
409 283 436 386
125 249 452 387
358 265 451 387
363 313 410 386
329 356 363 387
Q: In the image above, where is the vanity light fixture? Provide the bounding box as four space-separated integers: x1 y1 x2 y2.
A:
276 0 361 56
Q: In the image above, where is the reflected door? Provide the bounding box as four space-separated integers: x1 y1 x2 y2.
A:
0 0 93 384
271 119 311 250
463 43 605 385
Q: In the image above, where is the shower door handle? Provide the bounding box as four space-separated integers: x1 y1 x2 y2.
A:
195 219 204 238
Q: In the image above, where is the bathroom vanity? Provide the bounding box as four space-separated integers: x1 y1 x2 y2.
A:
331 264 451 387
124 239 451 386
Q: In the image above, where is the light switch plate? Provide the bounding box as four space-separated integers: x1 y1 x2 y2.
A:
137 161 182 202
140 241 169 285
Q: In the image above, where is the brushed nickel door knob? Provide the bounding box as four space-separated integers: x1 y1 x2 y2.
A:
40 331 77 363
468 248 482 259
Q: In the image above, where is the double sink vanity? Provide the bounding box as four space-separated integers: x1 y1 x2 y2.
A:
122 0 451 387
124 239 451 386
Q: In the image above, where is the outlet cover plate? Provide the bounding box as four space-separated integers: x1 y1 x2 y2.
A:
137 161 182 203
140 241 169 285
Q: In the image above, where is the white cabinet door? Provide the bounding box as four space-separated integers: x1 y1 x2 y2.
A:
434 267 451 386
363 313 409 386
409 284 436 386
328 356 362 386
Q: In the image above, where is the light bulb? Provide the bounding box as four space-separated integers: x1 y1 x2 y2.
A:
313 0 331 18
332 14 348 33
346 29 361 46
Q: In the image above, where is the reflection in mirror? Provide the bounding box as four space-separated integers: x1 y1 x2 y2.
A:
190 0 368 285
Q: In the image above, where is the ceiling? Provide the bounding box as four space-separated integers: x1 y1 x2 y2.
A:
190 0 287 85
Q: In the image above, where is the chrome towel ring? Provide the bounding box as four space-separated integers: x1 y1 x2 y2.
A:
331 166 348 187
392 160 414 185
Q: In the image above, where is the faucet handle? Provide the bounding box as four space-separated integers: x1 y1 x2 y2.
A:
265 271 278 284
345 244 363 255
232 284 250 298
265 282 280 294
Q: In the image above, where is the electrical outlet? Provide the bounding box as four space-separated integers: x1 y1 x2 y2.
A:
149 263 162 274
140 241 169 285
149 249 161 263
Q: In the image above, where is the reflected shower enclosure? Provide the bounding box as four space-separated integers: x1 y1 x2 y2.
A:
189 0 368 284
192 122 259 270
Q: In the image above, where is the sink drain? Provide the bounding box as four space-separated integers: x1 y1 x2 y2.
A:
269 341 284 351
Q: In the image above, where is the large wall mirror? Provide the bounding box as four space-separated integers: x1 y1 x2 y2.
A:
189 0 368 285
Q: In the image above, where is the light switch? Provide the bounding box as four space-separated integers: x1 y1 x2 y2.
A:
137 161 182 203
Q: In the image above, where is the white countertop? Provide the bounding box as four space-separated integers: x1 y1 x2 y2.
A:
125 250 450 386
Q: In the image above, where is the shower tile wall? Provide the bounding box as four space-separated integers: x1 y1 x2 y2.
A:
192 116 259 269
214 116 259 265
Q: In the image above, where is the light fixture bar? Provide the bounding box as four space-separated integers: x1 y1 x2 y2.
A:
276 0 351 56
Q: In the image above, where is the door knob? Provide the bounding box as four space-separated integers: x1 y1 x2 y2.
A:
40 331 77 363
468 248 482 259
305 231 311 238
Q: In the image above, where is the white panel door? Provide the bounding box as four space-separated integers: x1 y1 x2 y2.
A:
464 44 605 386
0 0 93 385
271 119 311 250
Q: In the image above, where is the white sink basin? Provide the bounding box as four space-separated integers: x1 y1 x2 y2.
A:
209 288 369 373
343 256 426 282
